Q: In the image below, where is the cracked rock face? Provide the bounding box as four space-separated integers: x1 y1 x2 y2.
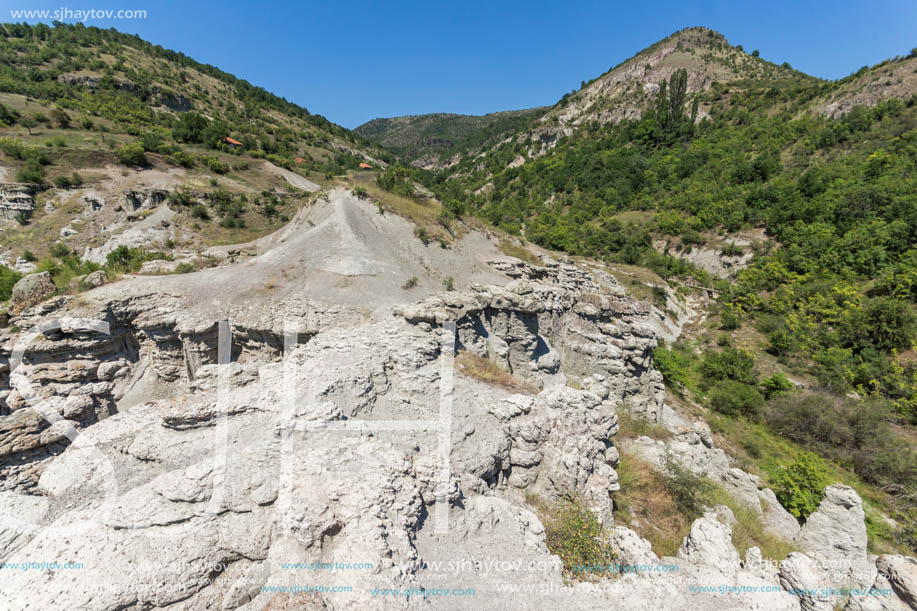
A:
0 189 913 611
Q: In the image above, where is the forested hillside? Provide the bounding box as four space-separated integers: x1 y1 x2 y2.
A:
370 39 917 550
355 108 546 167
0 22 374 172
0 22 382 290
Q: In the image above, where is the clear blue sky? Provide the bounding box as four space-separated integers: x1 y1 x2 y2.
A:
3 0 916 127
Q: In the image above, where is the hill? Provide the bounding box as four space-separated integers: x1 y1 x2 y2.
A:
355 107 546 168
0 21 388 279
0 19 915 578
378 31 917 551
543 26 817 129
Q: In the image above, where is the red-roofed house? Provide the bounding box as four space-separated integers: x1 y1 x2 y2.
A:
223 137 243 148
359 162 372 169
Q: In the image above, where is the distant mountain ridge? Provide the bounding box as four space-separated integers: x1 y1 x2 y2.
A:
355 108 546 168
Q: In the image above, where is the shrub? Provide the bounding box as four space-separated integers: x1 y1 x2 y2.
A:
0 266 22 301
709 379 765 418
174 262 195 274
15 164 43 184
50 243 70 258
653 345 692 393
651 285 668 309
351 186 368 199
664 460 716 518
761 373 794 399
719 303 742 330
542 496 616 579
765 394 917 493
202 156 229 174
771 452 829 521
116 142 147 166
167 188 193 207
443 276 454 291
105 246 170 272
701 346 757 386
402 276 418 290
139 130 167 152
53 175 73 188
190 204 209 220
164 150 195 168
840 297 917 353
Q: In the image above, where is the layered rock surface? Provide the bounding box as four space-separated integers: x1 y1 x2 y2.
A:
0 189 913 610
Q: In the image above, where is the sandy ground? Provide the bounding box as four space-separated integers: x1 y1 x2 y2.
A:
262 161 320 192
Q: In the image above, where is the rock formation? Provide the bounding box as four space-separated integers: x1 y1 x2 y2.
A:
0 189 913 610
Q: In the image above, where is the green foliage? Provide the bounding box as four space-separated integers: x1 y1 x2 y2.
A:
653 345 693 393
376 165 416 197
164 150 195 168
201 156 229 174
1 137 51 183
115 141 147 166
105 245 169 272
356 107 546 162
167 188 193 207
189 204 209 220
0 266 22 301
0 22 352 165
709 379 765 418
50 108 70 128
53 172 83 188
664 459 716 517
701 346 758 386
771 452 829 521
442 276 455 291
541 496 616 579
766 394 917 494
171 112 208 143
719 303 742 330
174 262 195 274
49 242 70 258
761 373 794 399
0 102 20 126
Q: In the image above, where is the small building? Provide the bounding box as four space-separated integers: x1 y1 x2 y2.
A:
358 162 372 169
223 137 243 148
294 157 305 163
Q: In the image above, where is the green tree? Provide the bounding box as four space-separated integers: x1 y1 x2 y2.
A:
771 452 829 521
172 112 208 143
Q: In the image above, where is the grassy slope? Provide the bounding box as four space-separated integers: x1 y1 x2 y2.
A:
0 23 388 267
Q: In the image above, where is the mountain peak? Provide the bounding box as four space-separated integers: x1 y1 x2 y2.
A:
541 26 812 128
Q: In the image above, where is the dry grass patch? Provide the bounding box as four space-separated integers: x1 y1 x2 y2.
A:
614 453 693 557
345 172 455 245
454 350 538 393
497 238 541 266
616 411 674 441
613 452 796 561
